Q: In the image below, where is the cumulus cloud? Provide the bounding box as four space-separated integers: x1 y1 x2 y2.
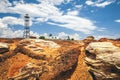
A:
13 0 25 5
35 18 48 23
0 16 24 28
0 1 62 18
67 33 80 40
0 16 38 38
37 0 63 5
0 0 12 13
39 32 80 40
86 0 94 5
115 19 120 23
1 16 24 26
97 27 106 32
94 34 120 39
0 27 39 38
37 0 71 5
30 31 39 37
67 10 79 16
85 0 115 8
0 0 97 38
75 5 83 9
48 15 96 34
0 27 23 38
39 33 49 39
57 32 80 40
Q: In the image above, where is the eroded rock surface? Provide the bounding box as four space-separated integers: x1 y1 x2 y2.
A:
0 42 9 54
0 42 10 62
85 42 120 80
6 39 80 80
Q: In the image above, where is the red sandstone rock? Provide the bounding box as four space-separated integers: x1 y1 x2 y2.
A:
6 39 80 80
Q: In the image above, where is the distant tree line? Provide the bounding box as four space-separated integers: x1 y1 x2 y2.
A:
39 34 74 40
67 36 74 40
39 36 45 39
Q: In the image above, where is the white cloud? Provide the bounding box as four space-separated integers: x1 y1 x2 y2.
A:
2 2 62 18
0 16 24 28
0 27 23 38
40 32 80 40
75 5 83 9
37 0 63 5
0 0 97 38
58 32 80 40
0 16 38 38
97 27 106 32
30 31 39 37
0 20 7 28
2 16 24 26
48 15 96 34
39 33 49 39
69 33 80 40
85 0 115 8
0 0 12 13
13 0 25 5
86 0 94 5
94 34 120 40
0 27 39 38
35 18 48 23
67 10 79 16
0 0 12 8
96 1 113 7
1 0 96 34
37 0 71 5
115 19 120 23
57 32 68 39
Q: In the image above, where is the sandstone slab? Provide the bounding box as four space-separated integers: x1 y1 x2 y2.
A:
7 39 80 80
0 42 9 54
85 42 120 80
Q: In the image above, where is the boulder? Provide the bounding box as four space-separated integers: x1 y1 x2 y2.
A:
86 36 95 40
83 36 95 44
85 42 120 80
0 42 9 54
7 39 80 80
17 39 61 59
0 42 11 62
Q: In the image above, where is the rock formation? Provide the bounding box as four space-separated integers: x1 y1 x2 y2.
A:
0 42 10 62
2 38 120 80
0 42 9 54
83 36 96 44
0 39 81 80
85 42 120 80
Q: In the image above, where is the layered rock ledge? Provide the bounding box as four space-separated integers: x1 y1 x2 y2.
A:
0 42 9 54
0 39 80 80
85 42 120 80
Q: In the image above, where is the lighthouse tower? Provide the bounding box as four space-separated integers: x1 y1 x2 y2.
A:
23 14 30 38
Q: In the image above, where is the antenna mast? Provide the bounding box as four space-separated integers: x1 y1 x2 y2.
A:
23 14 30 38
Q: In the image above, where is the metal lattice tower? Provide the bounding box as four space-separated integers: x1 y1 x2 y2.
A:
23 14 30 38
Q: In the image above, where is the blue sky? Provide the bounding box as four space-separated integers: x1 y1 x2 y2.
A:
0 0 120 40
